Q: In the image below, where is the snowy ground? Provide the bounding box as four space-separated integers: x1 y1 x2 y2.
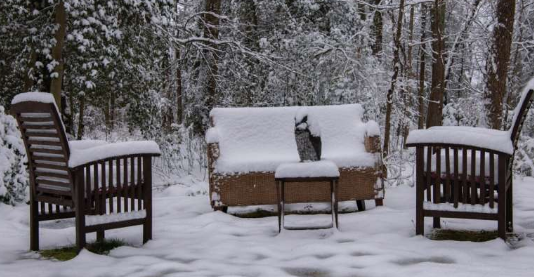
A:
1 175 534 277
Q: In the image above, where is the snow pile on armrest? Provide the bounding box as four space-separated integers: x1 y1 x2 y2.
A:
69 140 108 150
406 126 513 155
275 160 340 178
210 104 376 174
366 120 380 136
11 92 56 104
205 128 219 143
69 141 161 168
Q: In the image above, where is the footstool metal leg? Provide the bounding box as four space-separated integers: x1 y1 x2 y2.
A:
334 180 339 229
277 181 282 233
281 182 285 231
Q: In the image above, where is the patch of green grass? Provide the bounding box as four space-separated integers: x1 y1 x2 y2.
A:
40 239 128 261
429 229 498 242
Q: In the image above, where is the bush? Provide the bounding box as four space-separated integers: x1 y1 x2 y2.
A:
0 106 28 205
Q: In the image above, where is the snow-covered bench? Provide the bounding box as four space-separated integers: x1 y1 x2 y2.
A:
206 104 384 211
10 92 161 251
406 78 534 239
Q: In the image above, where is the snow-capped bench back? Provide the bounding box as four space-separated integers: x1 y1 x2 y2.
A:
208 104 380 174
406 78 534 239
10 92 160 251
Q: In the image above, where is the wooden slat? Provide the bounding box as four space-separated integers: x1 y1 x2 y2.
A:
130 156 135 210
444 147 451 202
33 162 68 171
116 159 121 213
435 147 441 204
480 150 486 205
462 148 468 204
36 179 70 189
20 116 53 122
36 186 71 196
101 161 106 215
137 156 142 210
453 148 459 208
86 166 92 211
25 132 57 138
32 156 66 163
35 196 73 207
29 148 64 155
94 163 100 215
471 149 477 204
124 158 129 212
489 154 495 208
40 201 45 215
426 146 432 201
35 170 69 179
109 160 114 213
27 140 62 146
21 124 55 130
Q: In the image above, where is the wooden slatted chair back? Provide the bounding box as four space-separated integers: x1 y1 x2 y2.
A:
510 88 534 151
10 101 73 206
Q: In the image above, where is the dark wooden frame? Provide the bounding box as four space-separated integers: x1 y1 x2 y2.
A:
11 101 159 251
407 88 534 239
275 176 339 232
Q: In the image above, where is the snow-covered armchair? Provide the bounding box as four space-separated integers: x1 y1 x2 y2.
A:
10 92 161 251
207 104 384 212
406 78 534 239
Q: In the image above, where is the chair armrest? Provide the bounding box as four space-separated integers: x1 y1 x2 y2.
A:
364 135 381 154
69 141 161 169
406 126 513 156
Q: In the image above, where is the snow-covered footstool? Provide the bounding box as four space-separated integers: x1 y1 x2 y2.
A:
275 160 340 232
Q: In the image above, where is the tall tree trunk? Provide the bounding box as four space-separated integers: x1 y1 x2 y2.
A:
49 0 66 111
383 0 405 164
418 4 428 129
426 0 446 128
77 96 85 140
486 0 516 130
371 0 383 56
23 50 36 91
401 5 416 146
176 48 183 125
203 0 221 112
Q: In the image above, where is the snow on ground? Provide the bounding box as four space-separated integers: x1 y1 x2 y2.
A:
1 174 534 277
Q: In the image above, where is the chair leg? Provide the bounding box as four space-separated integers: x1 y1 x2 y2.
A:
30 200 39 251
213 206 228 213
506 183 513 232
96 231 105 242
356 200 366 211
433 217 441 228
374 199 384 206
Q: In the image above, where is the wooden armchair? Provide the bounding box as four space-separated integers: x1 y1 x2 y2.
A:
406 79 534 239
10 92 161 251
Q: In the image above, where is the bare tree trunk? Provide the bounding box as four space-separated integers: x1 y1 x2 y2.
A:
49 0 66 111
23 50 36 91
203 0 222 112
401 5 416 146
418 4 428 129
176 48 183 125
371 0 383 56
426 0 446 128
486 0 516 130
77 96 85 140
383 0 405 164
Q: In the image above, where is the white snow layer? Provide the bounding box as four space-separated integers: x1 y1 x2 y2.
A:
407 126 514 155
209 104 378 173
423 202 498 214
68 141 161 168
2 176 534 276
275 160 340 178
11 92 56 104
366 120 380 136
85 210 146 226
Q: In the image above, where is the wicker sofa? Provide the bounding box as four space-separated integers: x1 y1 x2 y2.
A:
206 104 384 211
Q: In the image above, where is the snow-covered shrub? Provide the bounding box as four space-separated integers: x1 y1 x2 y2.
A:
0 106 29 205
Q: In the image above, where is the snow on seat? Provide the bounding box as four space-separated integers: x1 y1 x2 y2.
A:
275 160 340 179
209 104 377 174
406 126 513 155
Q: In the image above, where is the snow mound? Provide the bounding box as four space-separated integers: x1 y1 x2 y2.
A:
275 160 340 178
69 141 161 168
210 104 376 174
